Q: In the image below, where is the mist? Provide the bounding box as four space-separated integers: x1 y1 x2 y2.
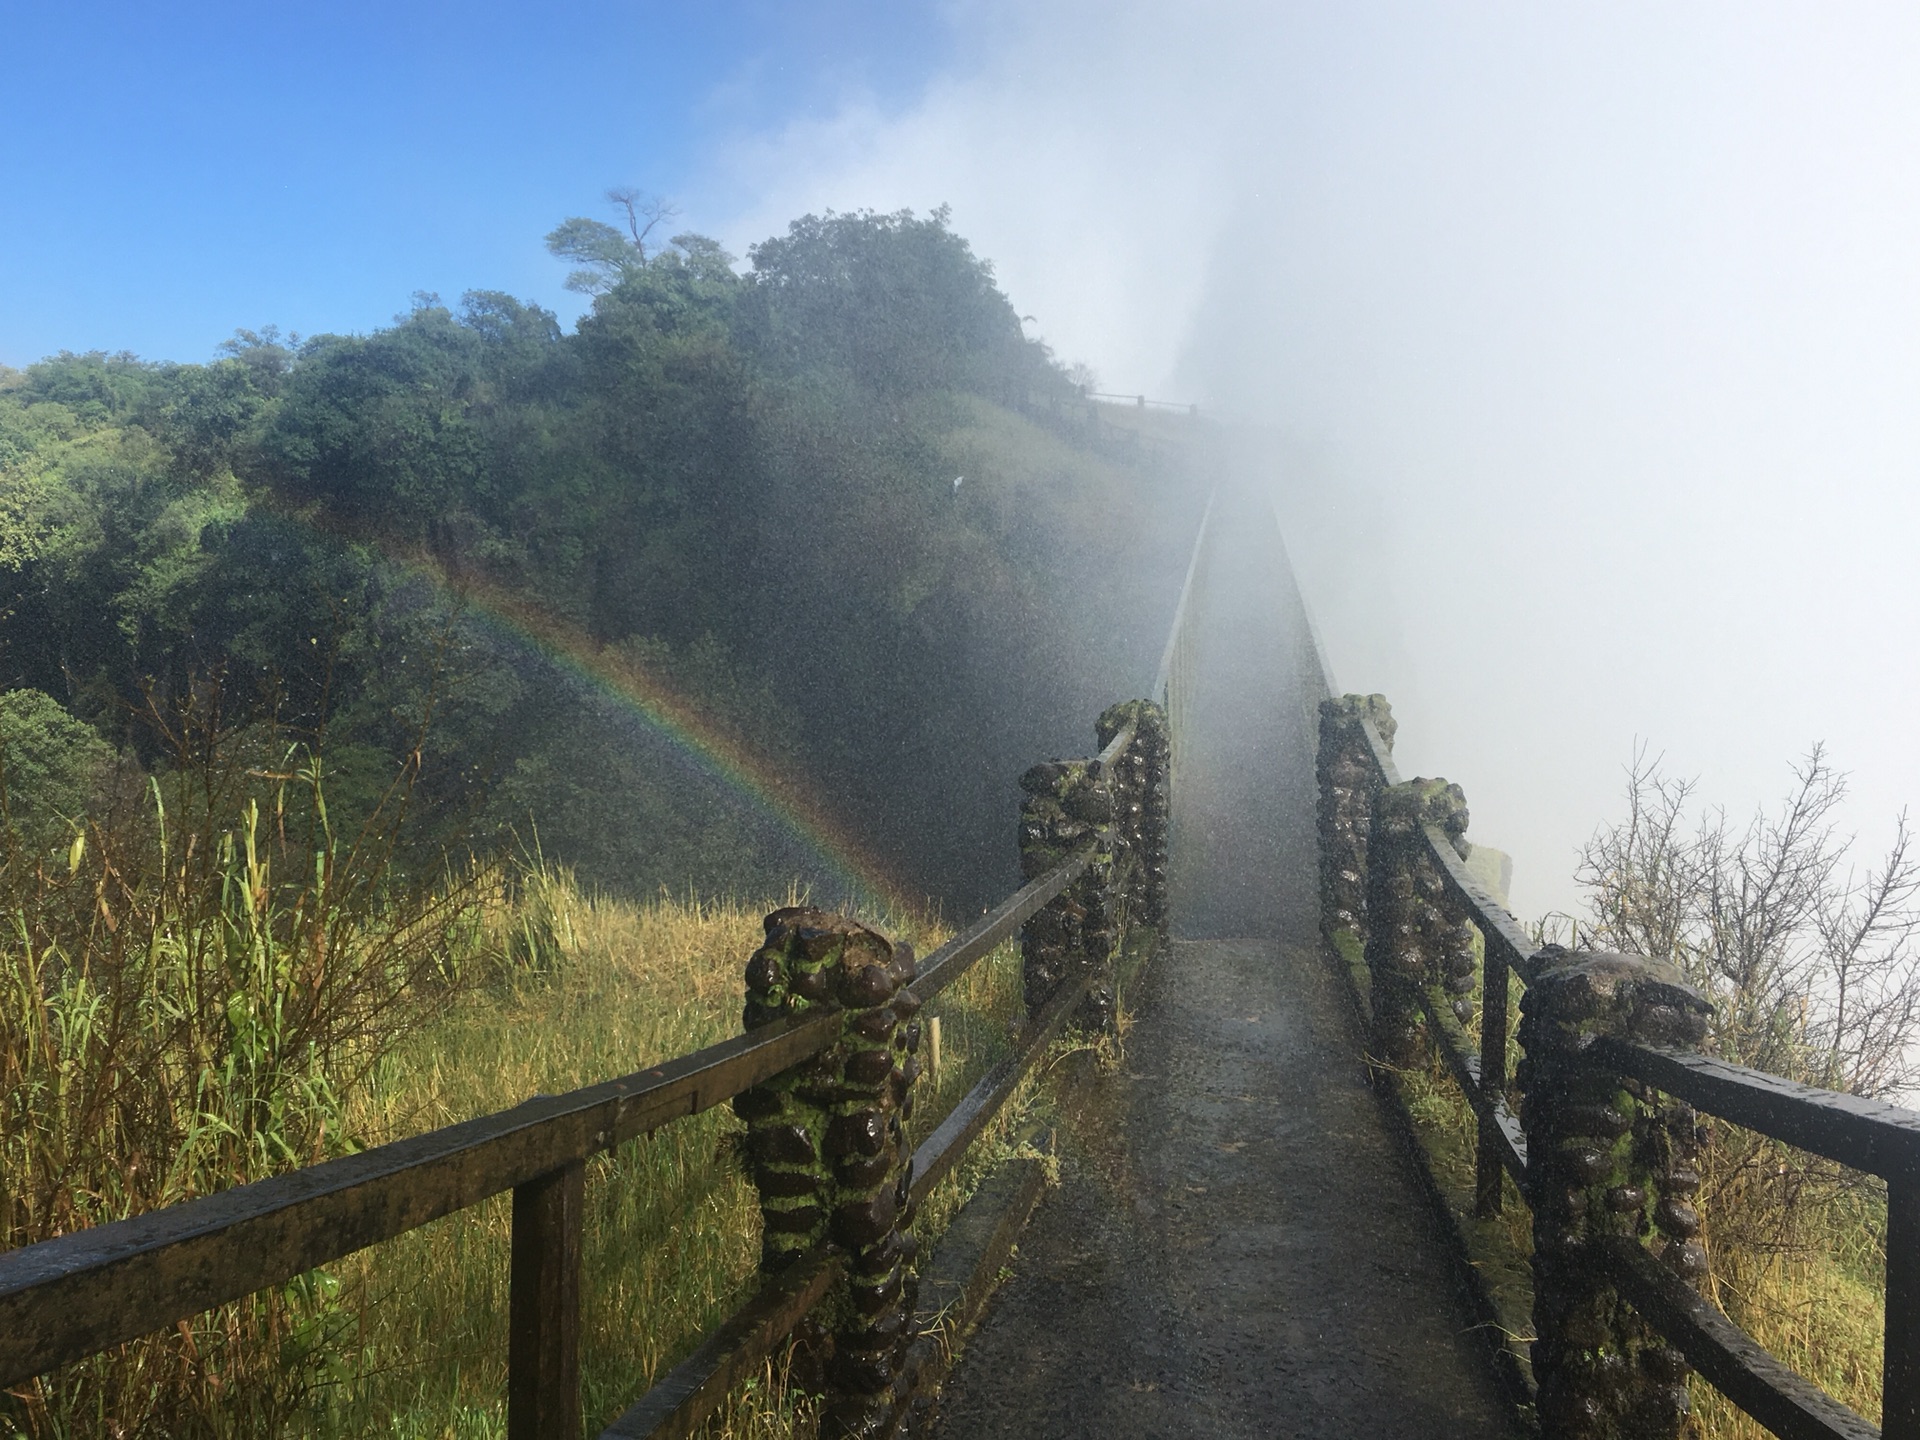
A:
695 1 1920 920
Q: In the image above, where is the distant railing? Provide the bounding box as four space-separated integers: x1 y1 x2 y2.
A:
1156 489 1213 782
1085 390 1199 416
0 500 1213 1439
1316 690 1920 1440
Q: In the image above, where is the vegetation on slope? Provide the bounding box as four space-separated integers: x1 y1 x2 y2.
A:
0 203 1181 1435
0 698 1056 1437
0 203 1201 908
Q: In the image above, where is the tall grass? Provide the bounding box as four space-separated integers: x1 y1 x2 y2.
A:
1 714 1036 1440
1682 1138 1887 1436
298 873 797 1438
1 689 479 1437
299 865 1029 1438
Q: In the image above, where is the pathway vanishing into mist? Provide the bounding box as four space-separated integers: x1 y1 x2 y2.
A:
929 488 1517 1438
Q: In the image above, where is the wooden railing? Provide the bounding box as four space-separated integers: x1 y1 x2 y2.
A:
0 715 1166 1440
1317 696 1920 1440
0 507 1210 1440
1154 489 1211 780
1085 391 1199 416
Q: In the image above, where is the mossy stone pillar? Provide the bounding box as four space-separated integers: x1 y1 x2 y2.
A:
1316 694 1395 966
1364 776 1466 1072
1518 947 1713 1439
733 908 923 1439
1018 756 1119 1026
1098 699 1172 948
1412 781 1476 1026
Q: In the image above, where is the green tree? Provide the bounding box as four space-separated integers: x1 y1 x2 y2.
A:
741 206 1039 398
217 325 300 398
266 300 489 528
0 688 112 850
158 356 278 479
17 351 161 425
544 188 679 295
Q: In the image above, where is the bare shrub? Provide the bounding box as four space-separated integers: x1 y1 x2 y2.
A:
1581 743 1920 1101
1577 742 1920 1368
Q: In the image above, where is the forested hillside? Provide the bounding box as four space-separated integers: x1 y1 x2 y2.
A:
0 206 1201 906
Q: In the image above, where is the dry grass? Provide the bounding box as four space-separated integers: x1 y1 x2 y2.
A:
1394 963 1889 1438
298 866 1032 1439
1684 1144 1887 1437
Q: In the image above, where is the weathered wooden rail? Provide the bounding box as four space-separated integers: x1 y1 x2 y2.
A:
0 509 1209 1439
0 719 1161 1440
1317 693 1920 1440
1085 390 1200 416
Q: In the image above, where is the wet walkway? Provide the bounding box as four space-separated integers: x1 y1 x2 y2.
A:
929 485 1518 1438
927 938 1517 1438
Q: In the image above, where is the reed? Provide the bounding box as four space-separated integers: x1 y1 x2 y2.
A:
1 681 1052 1437
1 690 477 1437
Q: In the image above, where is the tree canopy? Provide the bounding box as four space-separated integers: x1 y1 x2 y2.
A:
0 205 1196 904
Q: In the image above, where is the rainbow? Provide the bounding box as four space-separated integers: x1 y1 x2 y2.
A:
303 524 911 911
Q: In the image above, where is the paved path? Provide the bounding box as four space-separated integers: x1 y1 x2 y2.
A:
927 937 1519 1439
930 484 1518 1438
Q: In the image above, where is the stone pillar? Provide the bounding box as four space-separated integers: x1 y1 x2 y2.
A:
1018 756 1118 1026
1412 782 1477 1027
1363 776 1467 1072
733 908 923 1439
1518 947 1713 1439
1098 699 1172 949
1316 694 1396 967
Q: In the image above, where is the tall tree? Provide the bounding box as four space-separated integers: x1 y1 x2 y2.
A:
544 189 679 295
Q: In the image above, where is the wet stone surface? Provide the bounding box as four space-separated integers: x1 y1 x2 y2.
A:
929 937 1521 1439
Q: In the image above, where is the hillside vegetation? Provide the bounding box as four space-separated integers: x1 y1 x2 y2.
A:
0 204 1201 907
0 204 1195 1435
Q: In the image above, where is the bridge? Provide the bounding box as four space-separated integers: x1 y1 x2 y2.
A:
1 485 1915 1440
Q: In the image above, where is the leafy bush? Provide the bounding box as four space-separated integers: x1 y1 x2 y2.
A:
0 688 112 852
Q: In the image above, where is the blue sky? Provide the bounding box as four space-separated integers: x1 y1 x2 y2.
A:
0 1 951 367
9 0 1920 919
